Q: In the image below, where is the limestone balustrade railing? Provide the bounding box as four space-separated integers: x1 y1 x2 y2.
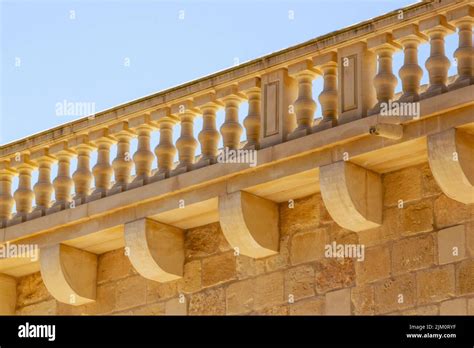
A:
0 0 472 312
0 0 471 228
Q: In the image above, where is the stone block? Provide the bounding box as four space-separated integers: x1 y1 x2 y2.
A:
226 279 255 315
285 265 315 301
374 274 416 314
326 288 351 315
289 297 325 315
189 288 225 315
290 228 327 265
416 265 455 305
438 225 466 265
392 234 435 274
202 251 236 287
440 298 467 315
315 258 355 293
355 245 391 284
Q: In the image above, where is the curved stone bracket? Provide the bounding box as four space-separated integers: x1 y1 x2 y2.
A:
124 218 184 282
40 244 97 306
320 161 382 232
0 274 16 314
219 191 279 258
428 128 474 204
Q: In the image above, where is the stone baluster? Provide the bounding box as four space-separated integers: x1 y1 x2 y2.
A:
447 6 474 90
195 93 223 167
420 16 455 98
11 154 36 222
0 160 16 226
89 129 114 200
172 101 199 173
393 25 427 102
368 33 401 114
314 52 338 128
49 143 75 211
288 60 320 139
217 85 245 151
69 135 95 204
129 115 156 186
151 108 179 179
109 122 135 193
238 77 261 149
30 149 55 217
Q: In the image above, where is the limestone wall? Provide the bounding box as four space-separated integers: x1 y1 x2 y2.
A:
14 162 474 315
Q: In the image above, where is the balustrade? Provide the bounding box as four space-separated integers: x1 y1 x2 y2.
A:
0 0 471 226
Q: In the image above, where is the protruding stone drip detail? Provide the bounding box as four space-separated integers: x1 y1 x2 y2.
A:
0 161 15 224
218 86 245 150
427 128 474 204
40 244 97 306
0 274 16 315
420 16 455 98
288 60 319 138
320 161 382 232
393 25 427 102
71 140 95 202
173 102 198 172
239 77 261 149
152 108 178 178
448 6 474 90
12 155 35 219
219 191 279 258
368 34 401 114
110 122 134 191
31 151 55 213
124 218 184 282
90 130 114 198
314 52 338 127
131 115 155 184
196 93 222 166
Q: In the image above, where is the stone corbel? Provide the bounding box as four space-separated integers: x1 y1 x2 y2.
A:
320 161 382 232
427 128 474 204
124 218 184 282
40 244 97 306
219 191 279 258
0 273 16 314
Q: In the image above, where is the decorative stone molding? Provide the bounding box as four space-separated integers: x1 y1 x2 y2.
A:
151 108 179 179
219 191 279 258
288 60 320 139
89 129 114 199
130 114 156 184
0 160 16 225
195 93 223 166
447 5 474 90
393 24 427 102
40 244 97 306
239 77 261 149
30 149 55 215
217 85 245 150
69 135 95 203
420 15 456 98
368 33 402 114
124 218 184 282
0 274 16 315
109 122 135 192
320 161 382 232
314 52 338 127
427 128 474 204
172 101 199 172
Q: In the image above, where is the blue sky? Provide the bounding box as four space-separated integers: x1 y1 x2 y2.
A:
0 0 459 146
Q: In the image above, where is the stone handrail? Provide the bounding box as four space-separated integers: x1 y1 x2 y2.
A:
0 0 472 228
